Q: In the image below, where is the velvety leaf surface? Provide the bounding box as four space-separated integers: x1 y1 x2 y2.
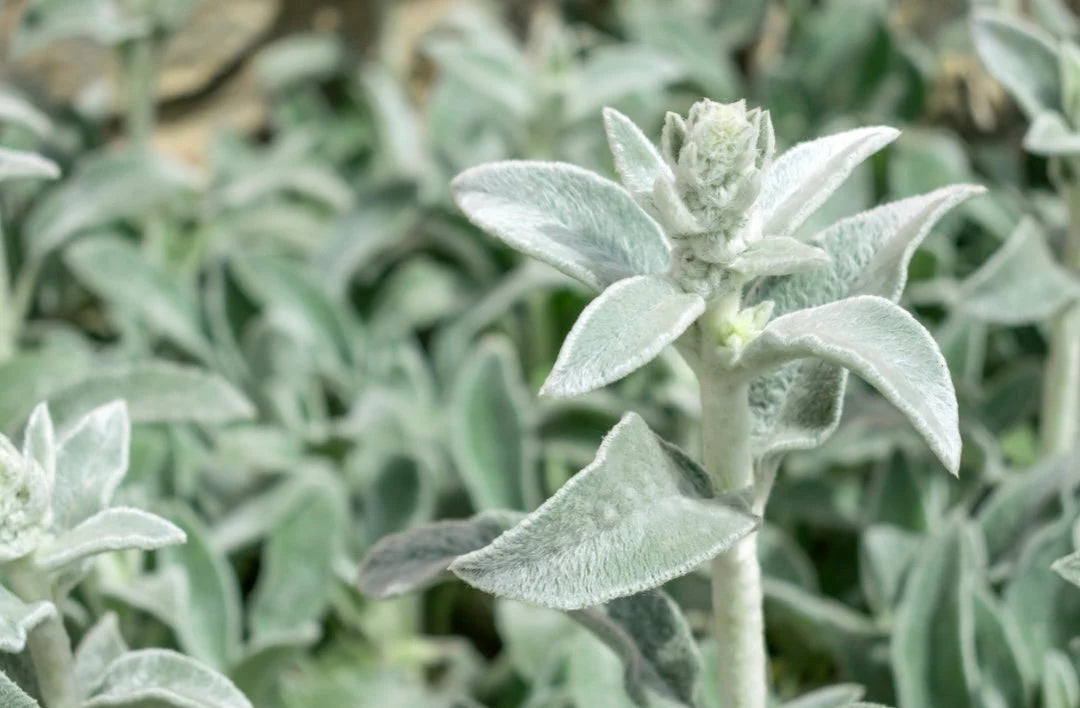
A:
738 296 960 474
357 511 522 599
729 236 832 279
450 413 759 609
541 275 704 397
0 670 37 708
451 161 670 291
758 127 899 239
602 107 671 196
51 401 129 532
569 590 701 707
74 613 128 700
84 649 252 708
35 507 185 571
0 585 54 654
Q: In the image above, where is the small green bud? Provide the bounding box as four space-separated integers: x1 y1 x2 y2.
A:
716 300 774 353
0 435 52 563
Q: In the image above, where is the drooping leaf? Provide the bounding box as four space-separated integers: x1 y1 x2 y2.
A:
957 218 1080 324
729 237 832 279
34 508 185 572
451 161 670 291
83 649 252 708
972 9 1061 118
357 511 523 599
450 337 537 510
48 361 254 427
759 127 899 239
569 590 701 707
749 186 980 457
541 275 704 397
738 296 960 474
603 107 671 197
74 613 128 700
450 413 759 609
64 235 211 360
0 585 55 654
0 148 59 183
249 479 347 640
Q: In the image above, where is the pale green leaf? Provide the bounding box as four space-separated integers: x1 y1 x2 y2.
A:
738 296 960 474
565 45 683 122
890 521 981 708
450 337 537 510
859 524 919 617
972 9 1061 118
451 161 670 291
0 148 59 183
74 613 128 700
52 400 129 532
782 684 864 708
157 506 243 670
0 585 55 653
0 87 52 137
1005 516 1080 677
25 150 198 262
1052 550 1080 587
83 649 252 708
11 0 144 55
603 107 671 197
64 235 210 359
249 480 346 640
759 127 899 239
972 588 1027 708
750 186 980 457
48 361 254 427
541 275 704 397
729 236 832 279
957 218 1080 324
569 590 701 707
0 670 38 708
35 508 185 572
21 403 54 484
357 511 523 599
1042 650 1080 708
1024 111 1080 155
450 413 759 609
1061 41 1080 126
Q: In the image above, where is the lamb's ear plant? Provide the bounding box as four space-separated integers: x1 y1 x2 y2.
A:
0 400 250 708
972 9 1080 457
359 98 980 706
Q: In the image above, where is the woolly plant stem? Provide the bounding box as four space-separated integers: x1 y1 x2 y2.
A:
9 565 76 708
700 330 767 708
1041 183 1080 457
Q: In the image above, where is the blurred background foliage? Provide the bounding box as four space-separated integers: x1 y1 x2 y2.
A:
1 0 1079 705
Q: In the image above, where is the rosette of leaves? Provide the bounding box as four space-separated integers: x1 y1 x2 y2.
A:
357 98 980 707
0 400 250 708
